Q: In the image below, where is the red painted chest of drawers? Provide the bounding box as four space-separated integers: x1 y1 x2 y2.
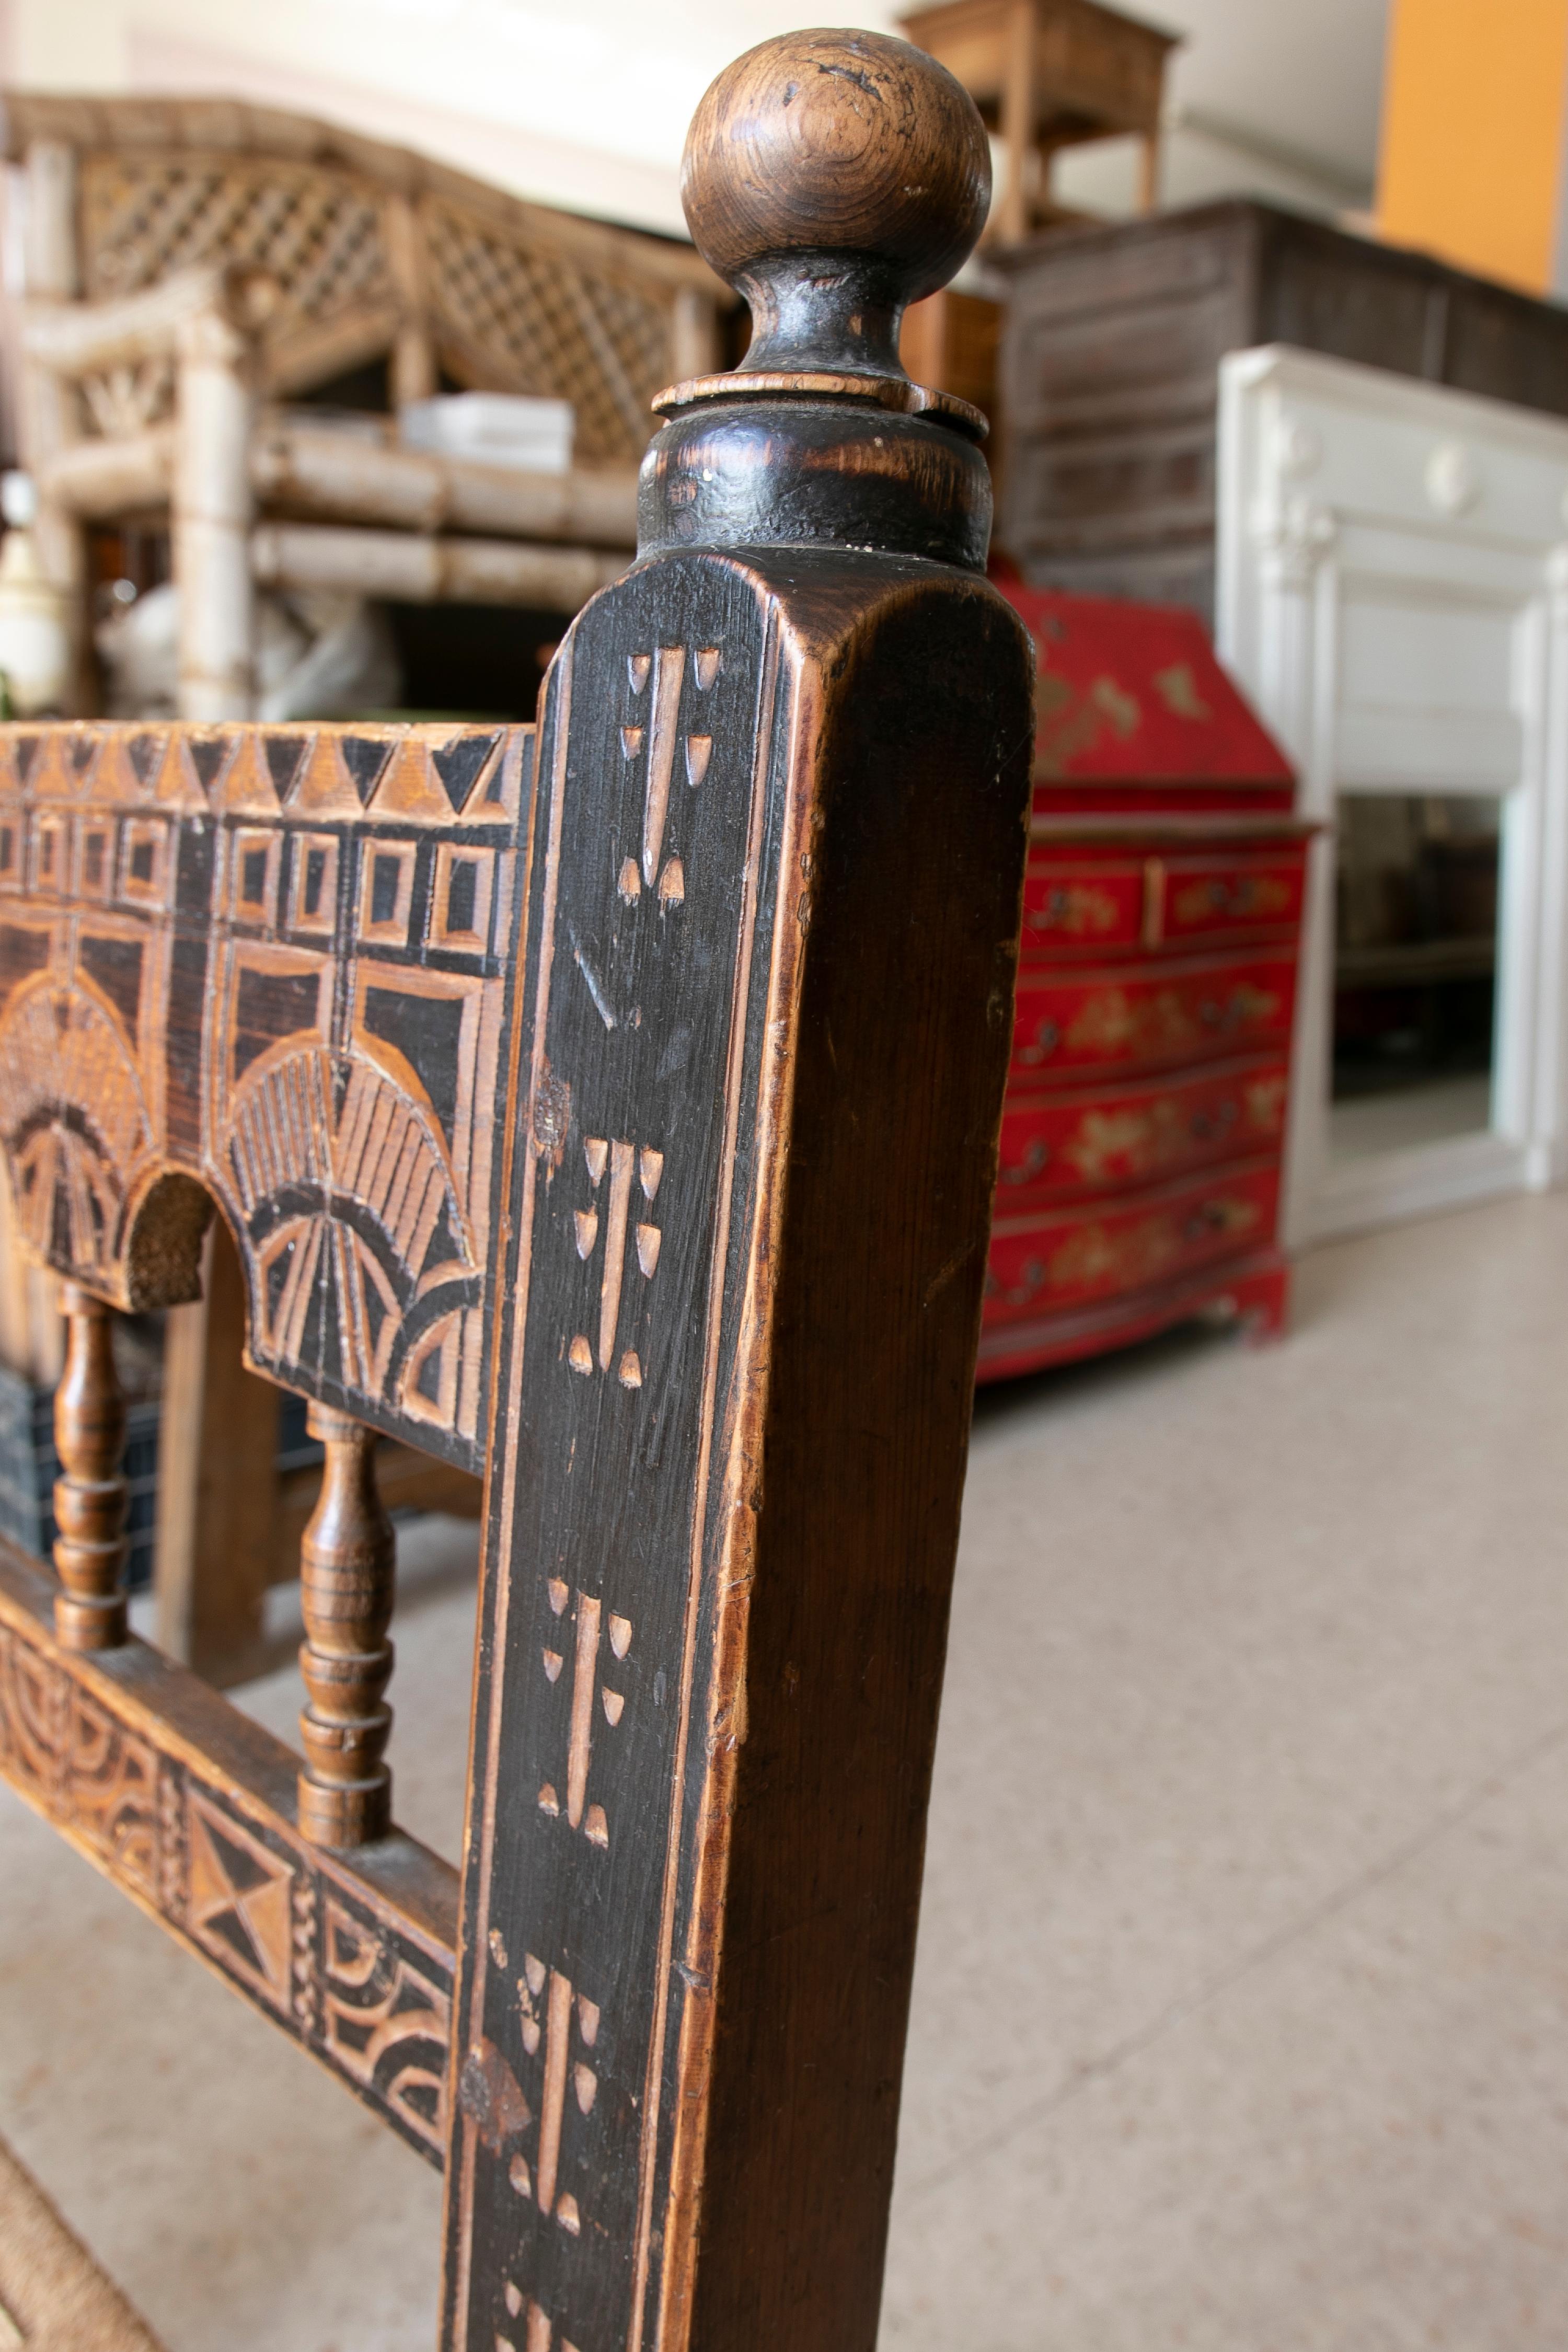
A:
979 578 1308 1383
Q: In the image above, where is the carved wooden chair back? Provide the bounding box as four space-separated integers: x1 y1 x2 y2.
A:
0 33 1034 2351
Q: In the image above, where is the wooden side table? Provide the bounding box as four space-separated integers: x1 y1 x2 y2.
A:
898 0 1179 240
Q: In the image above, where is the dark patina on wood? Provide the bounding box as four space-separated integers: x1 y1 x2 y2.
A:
0 720 530 1471
443 31 1033 2352
0 29 1034 2351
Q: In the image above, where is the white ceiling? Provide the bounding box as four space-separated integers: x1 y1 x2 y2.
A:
8 0 1394 237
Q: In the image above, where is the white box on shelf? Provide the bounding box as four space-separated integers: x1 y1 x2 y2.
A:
398 394 574 475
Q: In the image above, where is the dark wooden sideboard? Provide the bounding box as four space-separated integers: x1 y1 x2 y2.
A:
994 197 1568 616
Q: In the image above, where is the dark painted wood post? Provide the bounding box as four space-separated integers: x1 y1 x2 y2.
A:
443 30 1034 2352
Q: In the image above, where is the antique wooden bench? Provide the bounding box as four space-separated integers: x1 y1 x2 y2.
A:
0 31 1033 2350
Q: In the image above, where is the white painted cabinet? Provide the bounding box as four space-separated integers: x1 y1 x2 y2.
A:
1217 345 1568 1246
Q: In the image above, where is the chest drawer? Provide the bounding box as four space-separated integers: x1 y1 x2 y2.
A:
1151 850 1306 947
985 1157 1281 1325
1022 858 1147 955
1011 950 1298 1082
997 1056 1289 1203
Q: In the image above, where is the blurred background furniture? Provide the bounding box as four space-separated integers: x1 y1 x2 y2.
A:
994 198 1568 616
5 92 722 720
899 0 1178 241
1218 344 1568 1253
897 0 1177 481
979 572 1308 1381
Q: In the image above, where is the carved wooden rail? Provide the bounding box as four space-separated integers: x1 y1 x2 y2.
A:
0 31 1034 2352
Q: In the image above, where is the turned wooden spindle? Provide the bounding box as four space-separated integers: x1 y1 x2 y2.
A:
296 1404 396 1847
52 1284 130 1651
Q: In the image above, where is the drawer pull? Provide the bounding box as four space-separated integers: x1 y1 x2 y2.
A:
999 1137 1050 1185
985 1257 1046 1307
1018 1017 1060 1065
1188 1101 1237 1143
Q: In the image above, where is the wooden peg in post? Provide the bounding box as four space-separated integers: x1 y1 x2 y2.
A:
52 1284 129 1651
296 1405 396 1848
444 31 1033 2352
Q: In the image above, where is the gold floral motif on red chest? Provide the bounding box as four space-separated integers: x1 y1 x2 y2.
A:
1064 981 1282 1063
991 1184 1269 1313
1170 873 1292 928
1028 882 1122 937
1064 1100 1184 1183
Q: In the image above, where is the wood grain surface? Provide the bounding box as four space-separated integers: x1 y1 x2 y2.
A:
0 720 530 1470
0 28 1036 2352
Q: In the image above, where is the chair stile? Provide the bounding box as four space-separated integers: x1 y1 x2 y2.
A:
0 30 1036 2351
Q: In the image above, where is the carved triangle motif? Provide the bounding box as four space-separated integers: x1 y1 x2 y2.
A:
431 730 502 813
263 733 311 804
340 736 395 808
188 736 237 798
126 732 165 790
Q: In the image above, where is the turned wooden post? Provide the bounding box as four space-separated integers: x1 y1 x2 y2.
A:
18 135 87 706
52 1285 129 1652
442 31 1034 2352
172 288 257 720
296 1405 396 1848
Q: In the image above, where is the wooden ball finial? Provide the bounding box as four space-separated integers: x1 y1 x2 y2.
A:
681 28 990 380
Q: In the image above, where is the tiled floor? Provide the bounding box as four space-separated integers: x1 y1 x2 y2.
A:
6 1191 1568 2348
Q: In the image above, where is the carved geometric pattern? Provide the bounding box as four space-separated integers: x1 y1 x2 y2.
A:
508 1952 599 2239
0 719 523 1467
188 1790 295 2010
615 640 718 907
535 1586 629 1850
567 1137 661 1390
319 1896 451 2151
0 1566 454 2166
224 1044 480 1425
0 1634 159 1896
0 981 151 1279
423 197 673 464
452 578 775 2352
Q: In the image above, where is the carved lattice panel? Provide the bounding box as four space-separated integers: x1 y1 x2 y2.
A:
80 153 393 337
422 197 673 463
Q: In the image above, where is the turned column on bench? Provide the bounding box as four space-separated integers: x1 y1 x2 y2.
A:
51 1284 129 1652
296 1405 396 1848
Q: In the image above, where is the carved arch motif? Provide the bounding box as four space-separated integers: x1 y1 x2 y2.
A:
218 1041 480 1427
0 975 152 1285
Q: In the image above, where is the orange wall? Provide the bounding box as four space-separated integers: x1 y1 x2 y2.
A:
1377 0 1568 293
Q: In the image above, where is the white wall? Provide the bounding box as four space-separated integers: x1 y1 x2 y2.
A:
0 0 1389 240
